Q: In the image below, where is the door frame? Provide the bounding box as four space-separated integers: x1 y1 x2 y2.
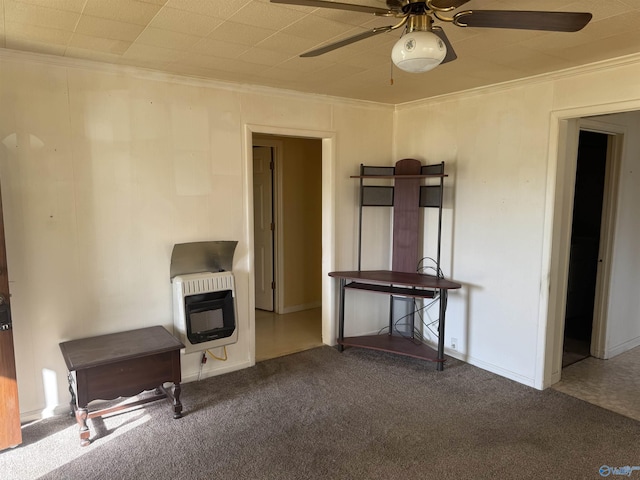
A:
252 138 284 314
0 182 21 450
540 106 630 388
243 124 336 366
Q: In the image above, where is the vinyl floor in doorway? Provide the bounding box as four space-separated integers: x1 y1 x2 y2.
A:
255 308 323 362
552 345 640 421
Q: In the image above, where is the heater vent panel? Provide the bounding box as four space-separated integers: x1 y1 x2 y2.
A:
181 273 235 295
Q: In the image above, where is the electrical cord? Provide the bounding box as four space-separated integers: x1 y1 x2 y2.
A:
397 297 440 341
417 257 444 278
380 258 448 342
378 257 447 341
197 346 229 381
206 346 228 362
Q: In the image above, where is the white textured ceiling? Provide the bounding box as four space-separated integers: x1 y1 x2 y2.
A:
1 0 640 104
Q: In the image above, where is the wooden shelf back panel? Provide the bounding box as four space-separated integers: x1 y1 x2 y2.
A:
392 159 422 273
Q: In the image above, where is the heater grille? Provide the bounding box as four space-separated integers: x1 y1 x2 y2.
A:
181 273 235 295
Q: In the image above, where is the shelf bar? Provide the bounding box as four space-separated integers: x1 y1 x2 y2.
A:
345 281 437 299
437 163 445 270
350 174 448 179
357 164 364 271
338 334 445 363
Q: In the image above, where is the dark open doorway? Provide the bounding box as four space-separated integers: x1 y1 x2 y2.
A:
562 130 609 367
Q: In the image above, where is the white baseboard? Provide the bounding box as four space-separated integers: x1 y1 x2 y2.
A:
342 332 538 389
182 359 252 384
602 335 640 359
443 349 538 389
278 302 321 315
21 405 71 423
19 360 253 423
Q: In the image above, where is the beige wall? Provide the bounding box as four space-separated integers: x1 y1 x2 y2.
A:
395 82 555 384
5 46 640 417
0 52 394 418
280 137 322 311
394 58 640 387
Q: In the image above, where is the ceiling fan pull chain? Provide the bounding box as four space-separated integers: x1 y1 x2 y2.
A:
390 61 394 86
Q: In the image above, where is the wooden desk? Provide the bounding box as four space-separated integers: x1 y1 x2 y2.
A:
59 326 184 446
329 270 462 370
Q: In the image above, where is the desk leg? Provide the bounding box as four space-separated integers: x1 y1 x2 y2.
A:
338 278 345 352
437 289 447 371
75 407 90 447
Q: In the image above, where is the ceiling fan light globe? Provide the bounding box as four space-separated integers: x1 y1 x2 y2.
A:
391 31 447 73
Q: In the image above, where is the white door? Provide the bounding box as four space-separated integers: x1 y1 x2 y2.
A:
253 146 275 311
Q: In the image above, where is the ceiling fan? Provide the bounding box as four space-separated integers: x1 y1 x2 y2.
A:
269 0 592 73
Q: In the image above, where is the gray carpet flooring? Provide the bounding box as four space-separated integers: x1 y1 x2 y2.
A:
2 346 638 480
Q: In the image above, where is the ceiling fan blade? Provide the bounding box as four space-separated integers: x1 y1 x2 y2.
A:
270 0 393 15
301 26 394 57
454 10 592 32
429 0 471 10
431 26 457 64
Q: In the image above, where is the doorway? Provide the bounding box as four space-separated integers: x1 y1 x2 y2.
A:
562 130 609 367
548 113 640 420
252 134 323 361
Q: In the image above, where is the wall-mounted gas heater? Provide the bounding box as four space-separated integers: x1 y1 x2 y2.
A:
173 271 238 354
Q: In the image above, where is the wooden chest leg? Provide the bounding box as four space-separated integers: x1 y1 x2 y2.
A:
75 407 90 447
172 383 182 419
66 373 76 417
